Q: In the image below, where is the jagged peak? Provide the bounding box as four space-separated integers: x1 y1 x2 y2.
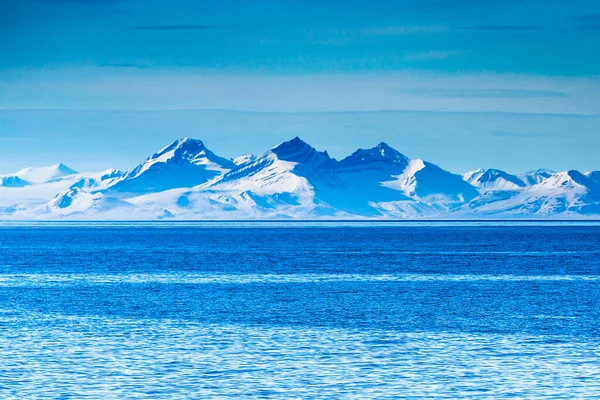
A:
463 168 526 190
178 137 203 146
150 137 205 158
272 136 309 152
344 142 409 165
139 137 236 170
271 137 331 166
375 141 392 150
113 138 235 188
536 170 592 189
519 168 555 186
480 169 516 180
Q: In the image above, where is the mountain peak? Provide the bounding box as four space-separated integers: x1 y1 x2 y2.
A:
534 170 598 192
463 168 526 190
15 163 78 183
519 168 555 186
52 163 69 169
141 137 238 171
141 137 234 170
179 137 204 146
153 137 206 159
343 142 409 166
272 137 331 167
373 142 405 159
108 138 235 193
52 163 76 172
4 138 600 219
273 136 308 151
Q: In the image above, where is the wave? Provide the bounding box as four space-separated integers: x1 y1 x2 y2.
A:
1 272 599 287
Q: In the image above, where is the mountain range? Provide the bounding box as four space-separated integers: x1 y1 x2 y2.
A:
1 137 598 219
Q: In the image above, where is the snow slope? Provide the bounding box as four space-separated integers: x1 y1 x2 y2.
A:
233 154 256 166
46 187 136 218
15 163 78 183
464 170 600 216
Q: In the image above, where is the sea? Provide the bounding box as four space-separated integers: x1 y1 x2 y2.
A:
0 221 599 398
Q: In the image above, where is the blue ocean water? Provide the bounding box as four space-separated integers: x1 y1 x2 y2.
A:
1 222 599 398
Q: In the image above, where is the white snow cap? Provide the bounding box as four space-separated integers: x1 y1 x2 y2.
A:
15 163 78 183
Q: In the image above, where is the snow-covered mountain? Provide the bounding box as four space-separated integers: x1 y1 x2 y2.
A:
15 163 78 183
519 169 555 186
464 170 600 216
463 168 526 191
108 138 235 194
0 137 598 219
48 187 135 217
318 142 478 216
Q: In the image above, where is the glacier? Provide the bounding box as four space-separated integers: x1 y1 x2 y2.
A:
0 137 598 220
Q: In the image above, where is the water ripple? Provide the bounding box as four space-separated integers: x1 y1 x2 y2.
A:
1 272 600 287
0 315 598 399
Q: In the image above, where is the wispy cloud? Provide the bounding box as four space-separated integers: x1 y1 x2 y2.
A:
573 25 600 31
491 130 544 138
98 63 149 68
360 25 446 36
397 88 569 98
568 18 600 31
113 51 167 57
461 24 539 32
307 25 446 46
564 14 600 31
98 61 211 68
575 24 600 31
566 13 600 24
129 25 228 31
402 50 464 62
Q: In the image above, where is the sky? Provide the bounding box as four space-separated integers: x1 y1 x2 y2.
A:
0 0 599 174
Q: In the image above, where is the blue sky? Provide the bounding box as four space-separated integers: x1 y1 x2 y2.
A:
0 0 599 174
